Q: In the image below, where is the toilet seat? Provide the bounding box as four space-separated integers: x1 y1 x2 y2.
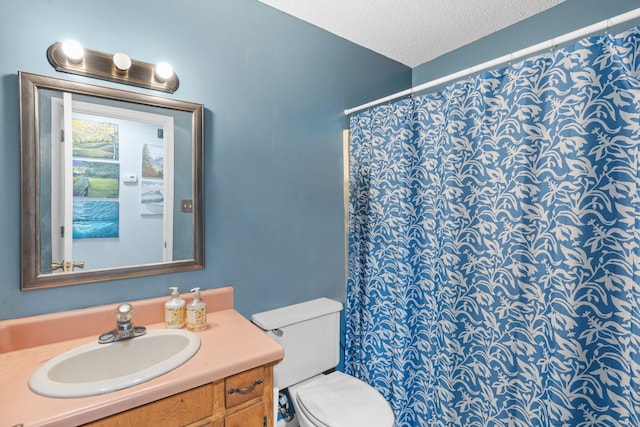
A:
294 371 394 427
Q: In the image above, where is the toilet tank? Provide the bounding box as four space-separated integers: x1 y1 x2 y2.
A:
251 298 343 390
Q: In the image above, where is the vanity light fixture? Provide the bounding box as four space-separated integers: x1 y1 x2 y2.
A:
47 41 179 93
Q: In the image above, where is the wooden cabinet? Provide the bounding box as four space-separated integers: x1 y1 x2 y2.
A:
84 364 275 427
225 402 267 427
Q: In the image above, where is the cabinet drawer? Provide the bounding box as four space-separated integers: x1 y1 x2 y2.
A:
85 383 213 426
225 366 265 408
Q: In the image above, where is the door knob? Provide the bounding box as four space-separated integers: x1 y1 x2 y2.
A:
51 261 85 272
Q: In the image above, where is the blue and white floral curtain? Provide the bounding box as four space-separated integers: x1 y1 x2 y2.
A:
346 25 640 427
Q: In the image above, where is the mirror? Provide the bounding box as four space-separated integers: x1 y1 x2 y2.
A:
19 71 204 290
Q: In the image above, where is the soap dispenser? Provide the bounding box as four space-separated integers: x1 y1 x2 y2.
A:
165 287 186 329
187 287 207 330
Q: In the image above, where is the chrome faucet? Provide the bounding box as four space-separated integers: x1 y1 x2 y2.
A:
98 303 147 344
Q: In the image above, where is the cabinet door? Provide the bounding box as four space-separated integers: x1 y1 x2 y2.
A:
225 402 266 427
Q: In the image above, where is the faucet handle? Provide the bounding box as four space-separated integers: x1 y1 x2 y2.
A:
116 303 134 323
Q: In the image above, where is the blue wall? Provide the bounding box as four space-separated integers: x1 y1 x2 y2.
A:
0 0 410 320
2 0 638 321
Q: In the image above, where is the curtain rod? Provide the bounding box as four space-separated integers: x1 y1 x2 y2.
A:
344 8 640 116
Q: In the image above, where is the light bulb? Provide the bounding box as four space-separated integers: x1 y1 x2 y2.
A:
113 52 132 71
155 62 174 81
61 40 84 62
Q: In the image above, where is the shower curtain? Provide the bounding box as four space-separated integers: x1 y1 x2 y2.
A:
346 25 640 427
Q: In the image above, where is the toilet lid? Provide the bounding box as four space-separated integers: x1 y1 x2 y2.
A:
295 372 394 427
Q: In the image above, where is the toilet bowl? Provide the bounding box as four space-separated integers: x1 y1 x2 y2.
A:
289 372 394 427
251 298 395 427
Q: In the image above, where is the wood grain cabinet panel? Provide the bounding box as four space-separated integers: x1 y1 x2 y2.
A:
83 363 275 427
84 384 213 427
225 402 267 427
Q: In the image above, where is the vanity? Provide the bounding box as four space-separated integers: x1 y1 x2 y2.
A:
0 287 283 426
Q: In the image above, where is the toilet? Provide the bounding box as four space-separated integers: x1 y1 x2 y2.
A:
251 298 395 427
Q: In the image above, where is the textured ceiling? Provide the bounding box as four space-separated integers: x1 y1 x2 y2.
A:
258 0 565 67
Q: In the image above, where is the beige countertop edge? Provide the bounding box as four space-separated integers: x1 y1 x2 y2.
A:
0 308 284 427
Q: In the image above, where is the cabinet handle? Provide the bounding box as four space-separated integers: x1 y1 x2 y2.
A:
228 379 263 395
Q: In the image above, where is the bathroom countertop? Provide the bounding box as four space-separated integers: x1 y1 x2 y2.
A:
0 287 284 427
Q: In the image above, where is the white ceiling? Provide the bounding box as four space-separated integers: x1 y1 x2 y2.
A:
258 0 565 67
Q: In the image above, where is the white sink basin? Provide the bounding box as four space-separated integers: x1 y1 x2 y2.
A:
29 329 201 398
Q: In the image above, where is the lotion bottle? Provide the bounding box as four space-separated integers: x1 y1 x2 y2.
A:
165 287 186 329
187 287 207 330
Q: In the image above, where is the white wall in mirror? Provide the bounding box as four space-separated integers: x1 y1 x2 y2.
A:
49 97 175 272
